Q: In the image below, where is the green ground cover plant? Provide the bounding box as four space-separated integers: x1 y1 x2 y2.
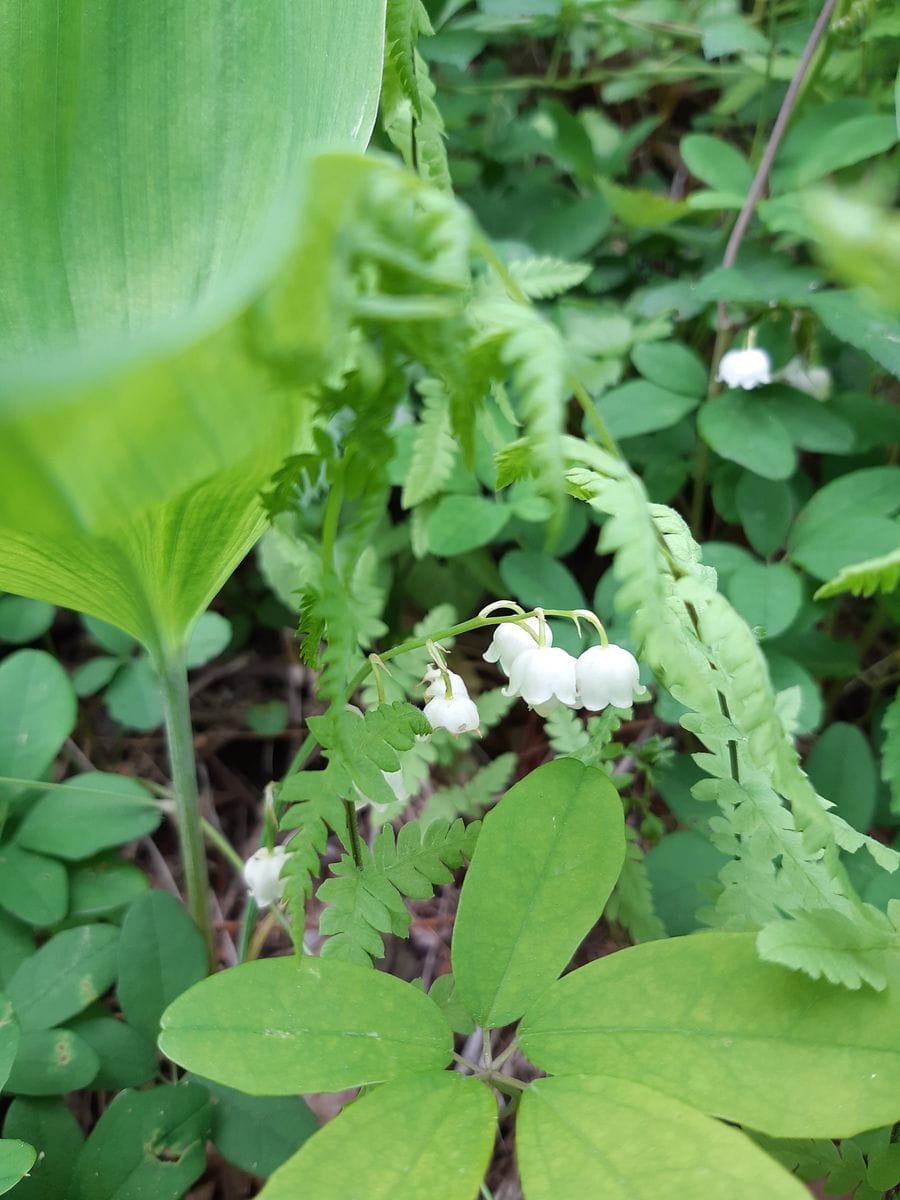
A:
0 0 898 1196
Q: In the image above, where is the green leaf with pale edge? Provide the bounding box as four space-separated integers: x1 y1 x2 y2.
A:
0 1142 35 1196
517 1075 807 1200
159 957 453 1095
68 1084 211 1200
0 997 19 1092
259 1073 495 1200
518 932 900 1137
0 2 386 655
8 926 119 1031
2 1098 84 1200
452 759 625 1028
116 890 207 1042
16 773 160 860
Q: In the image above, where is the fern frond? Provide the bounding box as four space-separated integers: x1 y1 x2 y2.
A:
507 256 592 299
318 817 479 965
384 0 432 118
606 826 666 943
814 547 900 600
402 380 457 508
420 754 517 823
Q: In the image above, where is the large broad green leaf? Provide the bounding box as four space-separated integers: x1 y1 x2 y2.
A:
259 1073 496 1200
452 759 625 1029
517 1075 807 1200
0 1141 35 1197
0 2 386 654
518 932 900 1138
68 1084 211 1200
159 956 453 1095
16 772 160 860
197 1078 318 1179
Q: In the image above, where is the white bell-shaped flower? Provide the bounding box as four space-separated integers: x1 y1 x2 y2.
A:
354 769 409 814
716 347 772 391
576 643 642 711
243 845 289 908
422 666 480 736
483 617 546 677
506 645 578 709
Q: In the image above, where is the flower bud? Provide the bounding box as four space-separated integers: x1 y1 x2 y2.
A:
422 666 480 736
576 643 642 711
243 845 289 908
483 617 546 676
716 347 772 391
505 645 578 709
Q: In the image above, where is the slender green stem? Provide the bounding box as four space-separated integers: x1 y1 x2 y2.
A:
343 798 364 869
158 648 215 966
201 818 245 875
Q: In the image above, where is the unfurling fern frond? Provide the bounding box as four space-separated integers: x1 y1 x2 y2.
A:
814 547 900 600
384 0 432 117
382 0 451 192
318 817 479 965
402 380 457 508
566 452 900 989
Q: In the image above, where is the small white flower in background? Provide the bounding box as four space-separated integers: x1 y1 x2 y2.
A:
422 666 480 736
243 845 289 908
576 643 642 711
506 646 578 711
777 357 831 402
716 347 772 391
355 769 409 815
483 617 545 677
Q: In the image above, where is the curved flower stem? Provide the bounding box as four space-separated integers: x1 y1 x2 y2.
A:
200 818 245 875
158 647 215 967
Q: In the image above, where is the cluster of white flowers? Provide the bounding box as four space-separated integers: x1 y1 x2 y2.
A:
488 615 642 718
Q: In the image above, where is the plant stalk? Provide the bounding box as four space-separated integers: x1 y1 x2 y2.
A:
158 647 215 966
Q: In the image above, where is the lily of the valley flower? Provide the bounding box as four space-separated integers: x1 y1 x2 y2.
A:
422 666 480 736
505 645 578 713
716 347 772 391
576 643 642 710
483 616 545 677
354 769 409 815
777 356 831 402
243 845 289 908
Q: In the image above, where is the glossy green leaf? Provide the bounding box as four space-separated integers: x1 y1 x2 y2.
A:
6 1029 99 1096
72 656 120 698
8 926 119 1031
69 1016 157 1091
598 379 700 438
0 2 387 656
103 658 165 731
0 651 75 795
806 723 879 835
260 1073 496 1200
764 387 854 454
427 495 510 556
519 932 900 1137
0 997 19 1092
160 957 453 1095
116 890 207 1042
517 1075 807 1200
452 759 626 1028
773 107 897 191
809 291 900 377
0 597 53 645
788 466 900 582
631 339 707 397
16 773 160 860
68 856 148 920
69 1084 212 1200
0 916 33 991
698 393 796 480
735 473 793 557
723 561 804 639
184 612 232 668
198 1078 318 1178
0 845 67 928
0 1141 35 1196
2 1097 83 1200
644 831 728 935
